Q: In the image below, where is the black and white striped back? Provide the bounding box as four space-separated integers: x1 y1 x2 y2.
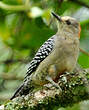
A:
26 36 55 78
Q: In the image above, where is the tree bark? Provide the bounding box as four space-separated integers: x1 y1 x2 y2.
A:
1 68 89 110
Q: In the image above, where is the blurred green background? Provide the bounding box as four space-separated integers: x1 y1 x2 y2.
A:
0 0 89 109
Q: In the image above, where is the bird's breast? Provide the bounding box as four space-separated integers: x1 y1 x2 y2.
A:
52 36 79 80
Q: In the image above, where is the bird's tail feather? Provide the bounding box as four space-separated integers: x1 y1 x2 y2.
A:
10 84 24 100
10 82 34 100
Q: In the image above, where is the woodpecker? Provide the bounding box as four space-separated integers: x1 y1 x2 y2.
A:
10 12 81 100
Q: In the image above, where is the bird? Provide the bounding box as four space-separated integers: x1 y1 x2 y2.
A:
10 12 81 100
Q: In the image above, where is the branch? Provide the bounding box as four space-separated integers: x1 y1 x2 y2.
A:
69 0 89 8
0 58 30 64
80 48 89 57
0 1 30 11
0 74 23 80
1 68 89 110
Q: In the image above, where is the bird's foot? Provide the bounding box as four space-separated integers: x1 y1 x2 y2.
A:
45 76 62 92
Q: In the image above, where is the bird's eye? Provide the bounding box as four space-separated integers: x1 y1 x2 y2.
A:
66 20 71 25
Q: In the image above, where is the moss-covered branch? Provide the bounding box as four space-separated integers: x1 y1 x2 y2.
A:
0 68 89 110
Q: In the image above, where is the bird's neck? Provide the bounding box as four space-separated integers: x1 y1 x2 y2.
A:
57 28 78 39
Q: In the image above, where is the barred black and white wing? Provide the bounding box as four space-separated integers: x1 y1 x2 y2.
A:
26 36 55 77
11 36 55 100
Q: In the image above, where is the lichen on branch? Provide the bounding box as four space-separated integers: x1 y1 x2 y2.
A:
2 69 89 110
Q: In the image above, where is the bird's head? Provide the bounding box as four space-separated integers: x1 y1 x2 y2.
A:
52 12 81 39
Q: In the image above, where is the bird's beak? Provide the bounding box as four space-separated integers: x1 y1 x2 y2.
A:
51 12 62 22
